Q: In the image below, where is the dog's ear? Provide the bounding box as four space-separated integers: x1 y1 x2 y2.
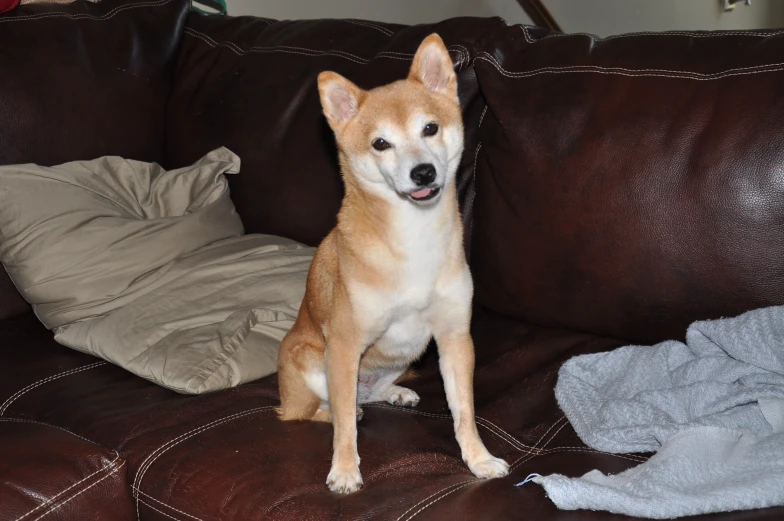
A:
408 34 457 100
318 71 365 131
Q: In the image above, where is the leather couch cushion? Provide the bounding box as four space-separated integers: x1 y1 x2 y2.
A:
3 310 783 520
0 419 134 521
0 310 621 521
0 0 190 320
166 14 507 249
471 25 784 344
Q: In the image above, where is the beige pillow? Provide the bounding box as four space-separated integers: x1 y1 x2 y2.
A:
0 148 314 393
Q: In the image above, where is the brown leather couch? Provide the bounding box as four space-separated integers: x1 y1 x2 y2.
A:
2 1 783 519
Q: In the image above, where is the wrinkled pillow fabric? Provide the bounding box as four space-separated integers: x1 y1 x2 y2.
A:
0 148 314 393
0 147 244 327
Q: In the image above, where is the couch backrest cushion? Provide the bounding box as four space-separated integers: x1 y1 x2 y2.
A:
471 26 784 344
0 0 190 319
166 14 506 248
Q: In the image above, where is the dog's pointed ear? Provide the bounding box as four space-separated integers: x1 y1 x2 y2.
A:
318 71 365 130
408 34 457 100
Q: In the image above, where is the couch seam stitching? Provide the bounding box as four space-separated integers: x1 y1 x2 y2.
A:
344 19 394 36
509 419 571 471
0 418 101 446
135 490 203 521
133 406 275 521
363 403 522 450
12 453 122 521
394 480 474 521
520 23 784 43
0 361 108 416
363 403 541 452
0 0 173 24
32 461 125 521
474 51 784 80
403 481 474 521
183 27 469 70
137 499 187 521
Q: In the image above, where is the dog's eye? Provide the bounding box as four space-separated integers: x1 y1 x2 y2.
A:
423 123 439 137
372 138 391 151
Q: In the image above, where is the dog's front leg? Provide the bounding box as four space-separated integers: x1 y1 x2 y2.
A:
435 330 510 479
325 333 364 493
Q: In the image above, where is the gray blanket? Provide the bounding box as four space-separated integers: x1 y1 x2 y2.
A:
531 305 784 519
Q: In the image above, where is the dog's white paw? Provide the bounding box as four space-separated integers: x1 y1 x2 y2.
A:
326 466 363 494
467 455 510 479
384 385 420 407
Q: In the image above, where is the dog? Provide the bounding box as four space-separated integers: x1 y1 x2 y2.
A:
277 33 510 494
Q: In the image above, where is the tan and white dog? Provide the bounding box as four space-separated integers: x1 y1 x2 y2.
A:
277 34 509 494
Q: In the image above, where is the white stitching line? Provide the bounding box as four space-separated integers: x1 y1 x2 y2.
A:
507 418 649 464
477 104 488 129
375 50 415 57
133 406 275 521
32 461 125 521
543 447 647 463
504 416 570 457
534 417 570 451
13 452 121 521
362 403 525 452
344 19 394 37
395 480 473 521
134 490 202 521
0 418 100 446
137 499 186 521
520 23 784 43
496 51 784 77
468 136 482 216
132 405 275 489
403 481 474 521
509 418 572 471
0 361 108 416
464 103 488 250
531 416 567 450
184 27 469 70
365 403 556 453
504 416 566 459
475 416 527 451
475 52 784 81
455 44 470 72
183 27 369 65
0 0 173 24
510 446 648 473
522 25 535 44
376 46 468 71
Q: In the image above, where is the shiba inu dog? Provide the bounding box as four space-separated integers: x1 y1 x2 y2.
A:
277 34 509 494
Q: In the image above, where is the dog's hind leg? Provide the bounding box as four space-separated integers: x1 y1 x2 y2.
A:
277 337 326 422
365 367 420 408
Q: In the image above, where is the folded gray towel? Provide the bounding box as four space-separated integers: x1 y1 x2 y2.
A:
532 305 784 519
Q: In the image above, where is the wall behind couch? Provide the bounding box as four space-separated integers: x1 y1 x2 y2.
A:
226 0 784 36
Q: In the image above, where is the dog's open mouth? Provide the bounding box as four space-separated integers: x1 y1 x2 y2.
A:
407 186 441 202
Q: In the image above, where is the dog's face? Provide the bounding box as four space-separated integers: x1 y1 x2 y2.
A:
318 34 464 207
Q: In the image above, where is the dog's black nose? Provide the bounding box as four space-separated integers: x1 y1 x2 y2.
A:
410 163 436 186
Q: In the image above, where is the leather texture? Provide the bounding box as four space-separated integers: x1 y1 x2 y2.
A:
471 25 784 344
0 0 190 320
2 2 784 520
3 310 782 520
0 419 134 520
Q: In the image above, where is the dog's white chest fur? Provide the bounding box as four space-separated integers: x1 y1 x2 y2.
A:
352 204 459 362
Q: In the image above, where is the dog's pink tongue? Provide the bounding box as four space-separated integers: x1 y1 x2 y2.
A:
410 187 432 199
